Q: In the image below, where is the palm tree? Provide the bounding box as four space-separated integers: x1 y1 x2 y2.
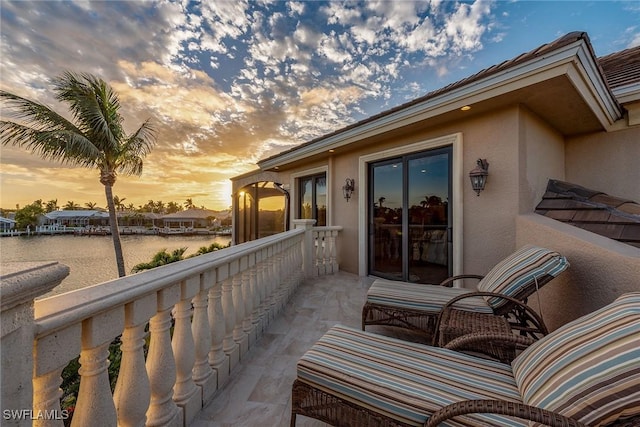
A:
63 200 81 210
85 201 98 209
184 198 195 209
45 199 59 212
0 71 156 277
113 195 126 211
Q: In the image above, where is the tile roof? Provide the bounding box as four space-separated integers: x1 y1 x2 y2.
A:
598 45 640 89
535 180 640 248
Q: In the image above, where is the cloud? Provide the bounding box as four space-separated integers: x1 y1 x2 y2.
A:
7 0 632 211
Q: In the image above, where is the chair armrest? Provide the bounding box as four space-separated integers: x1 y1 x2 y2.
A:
439 274 484 287
433 291 549 343
443 332 536 352
423 399 586 427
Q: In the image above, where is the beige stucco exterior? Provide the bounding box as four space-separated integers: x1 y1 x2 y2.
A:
231 35 640 330
566 125 640 201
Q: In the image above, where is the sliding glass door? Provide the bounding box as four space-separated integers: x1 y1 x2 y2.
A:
369 146 452 283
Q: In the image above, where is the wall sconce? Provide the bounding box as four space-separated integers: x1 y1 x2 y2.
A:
469 159 489 196
342 178 355 202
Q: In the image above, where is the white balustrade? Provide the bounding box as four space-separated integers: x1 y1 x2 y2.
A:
2 226 341 426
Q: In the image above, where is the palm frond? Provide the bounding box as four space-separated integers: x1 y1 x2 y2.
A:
0 120 101 167
53 72 123 154
1 91 79 133
123 118 156 157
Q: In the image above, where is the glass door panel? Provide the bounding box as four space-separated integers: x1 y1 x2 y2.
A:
407 151 450 283
315 175 327 226
370 160 404 279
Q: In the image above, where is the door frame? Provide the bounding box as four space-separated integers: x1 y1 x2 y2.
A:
358 133 464 279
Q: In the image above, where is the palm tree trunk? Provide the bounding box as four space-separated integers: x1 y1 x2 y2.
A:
104 184 126 277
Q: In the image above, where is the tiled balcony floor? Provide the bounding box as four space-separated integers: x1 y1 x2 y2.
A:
192 271 417 427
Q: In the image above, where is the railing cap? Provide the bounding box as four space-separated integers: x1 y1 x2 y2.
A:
1 261 69 311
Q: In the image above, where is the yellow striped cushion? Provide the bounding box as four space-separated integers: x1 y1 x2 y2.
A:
512 292 640 426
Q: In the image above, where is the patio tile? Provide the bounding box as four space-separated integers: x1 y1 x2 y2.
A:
194 271 374 426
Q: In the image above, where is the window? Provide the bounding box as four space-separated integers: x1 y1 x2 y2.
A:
236 181 287 244
298 173 326 226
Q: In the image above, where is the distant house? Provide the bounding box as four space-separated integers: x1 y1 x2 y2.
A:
231 31 639 330
0 216 16 232
161 208 219 229
41 210 110 227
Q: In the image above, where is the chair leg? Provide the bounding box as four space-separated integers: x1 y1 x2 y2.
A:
290 412 296 427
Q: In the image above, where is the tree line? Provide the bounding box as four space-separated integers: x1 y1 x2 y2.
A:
2 197 222 231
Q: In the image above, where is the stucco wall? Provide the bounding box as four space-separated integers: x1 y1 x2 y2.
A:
516 213 640 331
565 126 640 202
519 107 565 213
246 105 568 278
327 106 528 276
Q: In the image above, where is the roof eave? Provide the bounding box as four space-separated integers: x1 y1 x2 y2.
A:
258 37 621 171
613 82 640 105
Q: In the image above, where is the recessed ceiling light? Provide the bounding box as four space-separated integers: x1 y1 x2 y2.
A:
461 105 471 111
329 149 335 153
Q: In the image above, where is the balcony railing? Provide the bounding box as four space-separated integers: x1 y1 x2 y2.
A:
1 219 341 426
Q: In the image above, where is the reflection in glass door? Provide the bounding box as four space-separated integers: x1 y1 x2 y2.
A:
369 146 452 283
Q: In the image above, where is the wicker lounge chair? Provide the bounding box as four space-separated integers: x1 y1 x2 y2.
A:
292 292 640 426
362 245 568 341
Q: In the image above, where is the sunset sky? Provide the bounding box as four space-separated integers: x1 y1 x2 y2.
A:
1 1 638 211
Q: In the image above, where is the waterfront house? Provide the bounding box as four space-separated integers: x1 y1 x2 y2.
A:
1 31 639 427
40 209 110 228
0 216 16 233
161 208 221 231
231 31 640 330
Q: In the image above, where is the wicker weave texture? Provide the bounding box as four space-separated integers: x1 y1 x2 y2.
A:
291 380 415 427
437 308 517 363
361 302 438 339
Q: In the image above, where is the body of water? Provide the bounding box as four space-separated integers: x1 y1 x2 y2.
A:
1 234 231 297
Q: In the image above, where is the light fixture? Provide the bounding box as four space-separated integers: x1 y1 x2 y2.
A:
469 158 489 196
342 178 355 202
461 105 471 111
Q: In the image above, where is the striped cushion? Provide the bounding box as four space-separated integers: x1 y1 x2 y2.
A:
477 245 569 310
297 325 526 426
512 292 640 426
366 278 493 314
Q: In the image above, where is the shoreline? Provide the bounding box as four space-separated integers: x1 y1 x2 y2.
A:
1 226 232 238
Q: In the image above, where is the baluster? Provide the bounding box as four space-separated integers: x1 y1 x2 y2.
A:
146 285 181 427
172 277 200 425
72 309 123 427
274 245 285 314
114 295 155 427
281 243 293 302
208 278 229 387
33 326 81 427
266 247 278 323
33 369 65 427
72 343 116 426
192 271 216 402
232 267 248 357
256 251 268 332
243 259 256 346
329 229 338 273
251 255 262 340
314 231 322 276
222 275 239 369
